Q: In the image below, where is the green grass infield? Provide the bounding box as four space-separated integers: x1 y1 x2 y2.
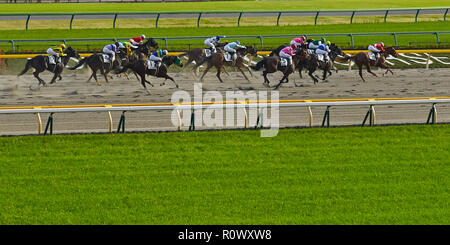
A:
0 125 449 225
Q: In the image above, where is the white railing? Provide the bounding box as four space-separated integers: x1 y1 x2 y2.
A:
0 97 449 135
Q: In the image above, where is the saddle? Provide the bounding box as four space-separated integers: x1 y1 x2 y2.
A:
204 48 212 57
317 54 327 62
307 49 315 55
102 54 111 63
48 55 60 65
280 58 289 67
368 52 377 61
224 53 233 62
147 60 160 70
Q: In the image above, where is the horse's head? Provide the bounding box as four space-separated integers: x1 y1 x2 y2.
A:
245 46 258 57
162 55 183 68
330 43 344 56
65 46 80 59
145 38 159 50
385 47 398 57
294 47 309 58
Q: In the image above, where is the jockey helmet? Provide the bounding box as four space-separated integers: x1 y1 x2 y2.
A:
321 38 326 42
115 42 120 47
379 42 385 47
141 34 146 39
300 36 306 41
216 36 221 40
235 40 240 45
291 43 298 49
60 44 66 49
162 50 168 55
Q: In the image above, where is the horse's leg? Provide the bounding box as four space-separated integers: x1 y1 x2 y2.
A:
92 71 101 86
308 68 319 84
262 71 272 87
199 64 212 83
33 71 46 86
216 67 225 83
366 64 377 78
274 73 289 90
139 73 151 95
158 72 179 88
100 67 109 83
237 67 249 82
358 65 366 83
50 71 59 84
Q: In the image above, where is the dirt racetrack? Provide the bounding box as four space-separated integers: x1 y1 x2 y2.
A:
0 67 449 135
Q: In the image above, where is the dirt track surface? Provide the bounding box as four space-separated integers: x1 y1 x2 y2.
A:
0 67 449 135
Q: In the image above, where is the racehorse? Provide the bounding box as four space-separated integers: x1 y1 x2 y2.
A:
251 48 310 89
297 43 343 84
18 46 80 86
344 46 398 82
180 42 228 76
198 46 257 84
117 55 183 94
67 52 122 86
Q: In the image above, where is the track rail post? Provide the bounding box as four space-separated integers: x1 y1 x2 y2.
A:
117 111 126 133
255 108 264 129
70 14 75 30
36 112 42 134
155 13 160 28
26 15 31 30
350 11 355 24
308 106 313 127
113 14 118 29
362 105 375 127
314 11 319 25
321 106 330 128
238 12 243 27
426 103 437 124
189 109 195 131
276 12 282 26
44 112 54 135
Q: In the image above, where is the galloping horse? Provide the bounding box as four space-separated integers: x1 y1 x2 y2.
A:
344 47 398 82
180 42 228 76
297 43 344 84
198 46 256 84
117 55 183 94
18 46 80 86
68 52 122 86
251 48 310 89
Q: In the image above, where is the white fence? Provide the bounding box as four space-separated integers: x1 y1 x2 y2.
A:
0 97 449 135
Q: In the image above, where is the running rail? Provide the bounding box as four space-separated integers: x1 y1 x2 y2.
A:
0 97 449 135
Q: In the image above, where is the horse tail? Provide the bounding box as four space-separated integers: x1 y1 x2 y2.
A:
251 59 265 71
343 55 355 61
68 57 86 70
18 59 32 76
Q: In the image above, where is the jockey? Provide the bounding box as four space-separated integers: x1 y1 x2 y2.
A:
290 36 306 47
368 42 385 60
46 43 66 64
316 41 331 62
308 37 326 50
224 40 246 64
149 49 168 67
204 35 225 53
118 41 138 56
279 43 297 70
129 34 146 46
102 43 120 62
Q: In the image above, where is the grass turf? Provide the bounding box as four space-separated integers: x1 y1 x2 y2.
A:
1 21 449 53
0 125 449 225
1 0 450 13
